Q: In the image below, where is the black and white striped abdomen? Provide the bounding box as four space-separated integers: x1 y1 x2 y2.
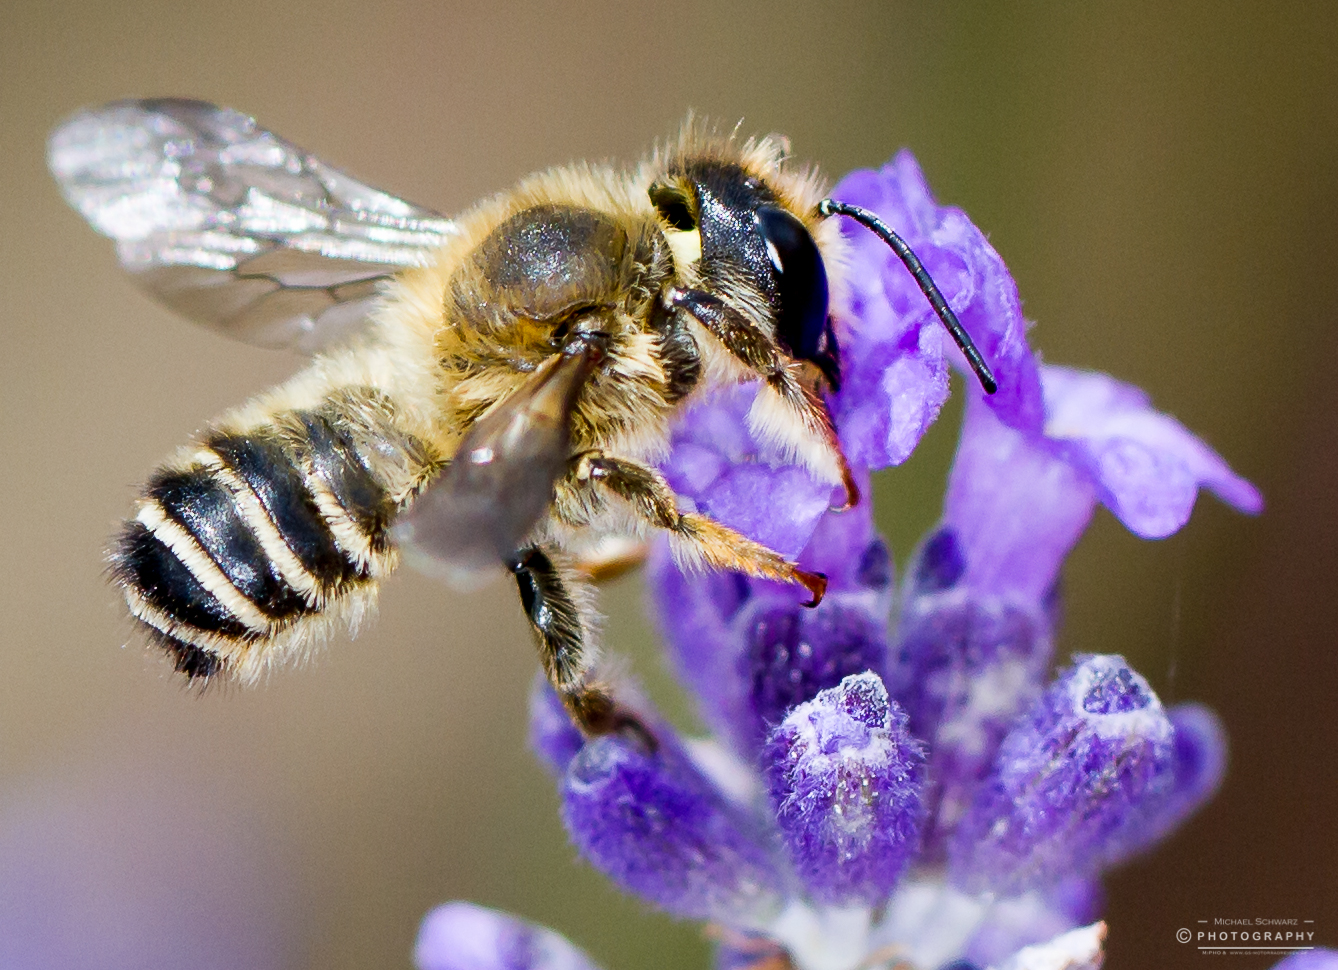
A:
111 393 437 683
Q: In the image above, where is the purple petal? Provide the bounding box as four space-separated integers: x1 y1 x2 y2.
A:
560 724 782 925
793 468 893 590
949 656 1175 894
1105 702 1228 865
942 366 1262 604
1042 365 1263 537
649 540 756 748
415 903 601 970
1156 703 1230 832
661 382 836 558
1272 952 1338 970
763 673 925 905
888 538 1055 858
829 152 1044 471
651 500 894 759
737 588 893 760
945 394 1097 602
529 674 585 778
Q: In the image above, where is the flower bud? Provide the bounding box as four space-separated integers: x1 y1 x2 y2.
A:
764 673 924 904
561 728 781 925
415 902 601 970
949 656 1174 894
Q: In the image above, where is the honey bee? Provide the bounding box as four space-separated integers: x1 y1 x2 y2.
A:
49 99 994 735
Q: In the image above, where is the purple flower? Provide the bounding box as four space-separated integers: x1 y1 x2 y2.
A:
1121 702 1229 856
887 361 1260 863
944 366 1262 605
660 382 838 559
559 722 784 926
828 151 1045 467
658 151 1051 557
416 903 602 970
425 152 1261 970
529 671 585 777
947 656 1176 894
650 483 894 760
764 673 926 904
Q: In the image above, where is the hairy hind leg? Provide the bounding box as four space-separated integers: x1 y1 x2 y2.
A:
567 452 827 606
509 544 645 738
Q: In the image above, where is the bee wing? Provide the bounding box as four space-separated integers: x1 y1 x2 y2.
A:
48 98 458 353
392 345 603 589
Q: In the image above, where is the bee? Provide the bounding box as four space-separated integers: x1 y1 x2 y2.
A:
49 99 994 736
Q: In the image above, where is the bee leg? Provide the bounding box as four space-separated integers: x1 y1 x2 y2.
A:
751 365 860 512
509 544 648 739
568 453 828 606
666 288 858 510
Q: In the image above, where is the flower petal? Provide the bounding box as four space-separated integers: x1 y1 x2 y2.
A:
560 725 783 925
415 903 602 970
949 656 1175 894
763 673 925 905
651 499 894 759
1042 365 1263 538
889 537 1055 858
660 382 835 559
529 674 585 778
944 395 1097 602
1104 702 1228 865
830 151 1044 470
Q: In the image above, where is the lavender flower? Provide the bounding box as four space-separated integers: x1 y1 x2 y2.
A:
420 153 1264 970
828 152 1045 466
947 656 1176 894
763 673 925 905
561 719 784 926
416 903 600 970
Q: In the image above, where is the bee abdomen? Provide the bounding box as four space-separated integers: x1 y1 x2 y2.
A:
112 397 433 684
206 427 366 590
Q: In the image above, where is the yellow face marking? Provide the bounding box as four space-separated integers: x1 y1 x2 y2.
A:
664 227 702 269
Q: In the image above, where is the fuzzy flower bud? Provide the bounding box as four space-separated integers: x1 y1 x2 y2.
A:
528 673 584 777
949 656 1174 894
1105 702 1228 864
763 673 925 905
889 527 1054 857
415 903 602 970
560 728 782 926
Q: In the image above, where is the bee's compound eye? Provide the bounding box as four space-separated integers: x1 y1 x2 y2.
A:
649 184 696 231
756 206 829 363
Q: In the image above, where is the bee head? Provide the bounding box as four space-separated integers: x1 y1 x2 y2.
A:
649 157 835 384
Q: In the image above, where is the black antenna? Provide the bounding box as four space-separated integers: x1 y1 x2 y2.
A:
818 199 997 395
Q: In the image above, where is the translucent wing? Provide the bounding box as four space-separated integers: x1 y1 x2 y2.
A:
392 342 604 589
48 98 458 352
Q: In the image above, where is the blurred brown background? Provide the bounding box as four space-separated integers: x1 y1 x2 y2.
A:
1 1 1334 968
